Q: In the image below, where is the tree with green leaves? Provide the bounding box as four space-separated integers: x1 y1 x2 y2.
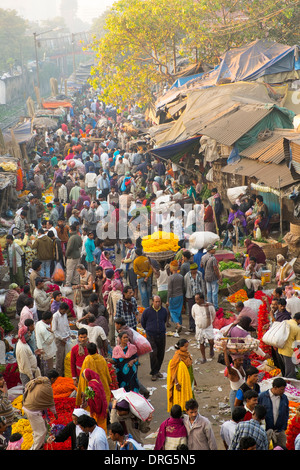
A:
88 0 300 109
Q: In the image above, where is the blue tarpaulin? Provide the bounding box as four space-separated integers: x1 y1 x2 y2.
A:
170 73 204 89
150 136 200 162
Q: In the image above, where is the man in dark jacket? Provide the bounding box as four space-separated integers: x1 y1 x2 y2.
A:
65 225 82 286
257 377 289 449
141 295 167 382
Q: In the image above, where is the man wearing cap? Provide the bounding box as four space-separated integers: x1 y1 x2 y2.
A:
184 262 205 332
200 244 221 310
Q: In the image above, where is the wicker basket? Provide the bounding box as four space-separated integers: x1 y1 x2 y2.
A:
214 337 259 355
227 277 245 296
255 240 288 261
144 250 176 261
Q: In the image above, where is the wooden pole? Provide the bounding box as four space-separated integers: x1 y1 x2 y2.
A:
279 177 283 239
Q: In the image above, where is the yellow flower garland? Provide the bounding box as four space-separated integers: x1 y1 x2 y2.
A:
11 418 33 450
142 230 180 253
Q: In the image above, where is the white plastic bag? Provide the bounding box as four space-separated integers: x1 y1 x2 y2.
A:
227 186 248 204
262 321 290 349
112 388 154 421
188 231 220 250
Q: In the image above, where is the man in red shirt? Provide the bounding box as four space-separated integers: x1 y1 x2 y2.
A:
70 327 89 387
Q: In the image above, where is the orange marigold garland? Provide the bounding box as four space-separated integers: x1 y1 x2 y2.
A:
52 376 77 399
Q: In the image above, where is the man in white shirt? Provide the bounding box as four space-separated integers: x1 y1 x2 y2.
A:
77 414 109 450
85 170 97 199
52 302 74 376
100 151 110 177
76 314 108 356
243 289 263 315
286 291 300 317
35 311 56 375
220 406 247 450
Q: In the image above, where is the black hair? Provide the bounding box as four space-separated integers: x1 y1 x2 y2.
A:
239 436 256 450
245 366 259 378
59 302 69 311
170 405 182 419
110 422 125 436
77 415 97 429
244 389 259 401
185 398 198 411
231 406 247 423
175 338 188 350
253 404 267 421
272 377 287 389
87 342 97 355
78 328 88 336
114 317 126 325
47 369 59 380
42 311 53 321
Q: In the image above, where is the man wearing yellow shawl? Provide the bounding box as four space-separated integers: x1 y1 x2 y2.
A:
76 342 111 433
167 339 195 412
276 255 295 287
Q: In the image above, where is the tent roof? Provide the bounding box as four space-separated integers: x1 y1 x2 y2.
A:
222 157 299 189
156 39 299 110
152 81 290 148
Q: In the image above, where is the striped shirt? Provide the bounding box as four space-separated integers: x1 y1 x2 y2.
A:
229 419 268 450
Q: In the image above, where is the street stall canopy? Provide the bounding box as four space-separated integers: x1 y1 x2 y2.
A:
2 119 33 145
42 100 73 109
156 40 300 111
151 81 294 151
221 157 300 189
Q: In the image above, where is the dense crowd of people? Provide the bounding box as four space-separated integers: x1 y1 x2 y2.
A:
0 86 300 452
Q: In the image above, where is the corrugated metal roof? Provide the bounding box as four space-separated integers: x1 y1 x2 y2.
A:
240 134 280 158
290 140 300 164
221 157 300 188
197 104 273 146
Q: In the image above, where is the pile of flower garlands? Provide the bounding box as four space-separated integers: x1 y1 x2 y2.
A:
286 406 300 450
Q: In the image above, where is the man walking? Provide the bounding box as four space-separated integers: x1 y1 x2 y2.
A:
141 295 168 381
201 244 221 310
65 224 82 286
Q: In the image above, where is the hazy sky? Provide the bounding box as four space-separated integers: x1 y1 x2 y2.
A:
0 0 115 23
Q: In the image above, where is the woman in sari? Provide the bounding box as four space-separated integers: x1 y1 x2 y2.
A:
244 238 266 268
167 339 195 413
75 343 112 432
80 368 109 432
228 204 247 234
112 331 139 393
102 269 115 307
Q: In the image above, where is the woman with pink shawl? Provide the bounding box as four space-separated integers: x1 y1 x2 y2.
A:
100 251 114 271
112 331 139 392
154 404 187 450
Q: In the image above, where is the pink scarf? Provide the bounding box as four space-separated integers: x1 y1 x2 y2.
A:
112 342 137 360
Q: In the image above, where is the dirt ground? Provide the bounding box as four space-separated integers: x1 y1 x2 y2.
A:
137 310 230 450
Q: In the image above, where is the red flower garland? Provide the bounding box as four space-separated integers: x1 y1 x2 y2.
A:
257 302 272 357
286 411 300 450
46 397 76 451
